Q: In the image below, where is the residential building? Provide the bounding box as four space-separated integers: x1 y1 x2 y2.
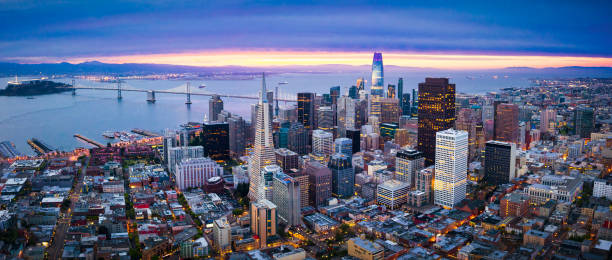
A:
348 237 384 260
168 146 204 174
213 217 231 251
250 199 277 248
395 149 425 187
175 157 223 191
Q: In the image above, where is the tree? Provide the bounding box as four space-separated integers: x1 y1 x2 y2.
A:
232 208 244 216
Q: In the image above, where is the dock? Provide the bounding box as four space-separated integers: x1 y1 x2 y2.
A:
27 138 55 155
74 134 104 148
131 128 160 137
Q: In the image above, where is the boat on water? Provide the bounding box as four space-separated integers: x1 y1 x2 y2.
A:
198 84 206 89
279 81 288 85
102 131 116 139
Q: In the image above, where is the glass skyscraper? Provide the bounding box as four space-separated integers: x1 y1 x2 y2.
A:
371 52 384 96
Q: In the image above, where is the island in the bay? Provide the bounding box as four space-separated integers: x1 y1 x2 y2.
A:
0 79 72 96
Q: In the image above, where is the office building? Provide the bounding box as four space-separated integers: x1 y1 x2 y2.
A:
317 106 334 132
500 191 530 218
213 217 231 251
348 237 384 260
494 103 519 143
228 115 246 157
337 96 356 136
484 141 516 186
380 122 399 142
329 153 354 198
574 106 595 138
248 73 277 200
377 179 410 210
202 121 230 162
370 52 384 97
273 172 301 226
540 108 556 134
349 85 359 99
395 149 425 187
298 92 315 130
312 130 333 156
330 86 340 105
434 129 468 209
386 84 396 99
456 108 479 161
346 128 361 154
175 157 223 191
304 161 332 207
250 199 277 248
380 98 400 123
397 78 404 107
168 146 204 174
275 148 299 172
356 77 366 91
163 131 178 163
594 178 612 201
260 165 282 201
416 166 434 204
526 175 583 205
417 78 456 165
209 95 224 122
287 122 309 155
288 170 310 208
334 138 353 157
400 93 411 116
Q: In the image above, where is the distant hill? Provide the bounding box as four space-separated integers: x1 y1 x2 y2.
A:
0 61 610 77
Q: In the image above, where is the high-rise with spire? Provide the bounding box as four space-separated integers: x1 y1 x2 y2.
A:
370 52 384 117
248 73 276 200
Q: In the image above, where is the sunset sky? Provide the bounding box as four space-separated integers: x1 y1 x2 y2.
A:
1 0 611 69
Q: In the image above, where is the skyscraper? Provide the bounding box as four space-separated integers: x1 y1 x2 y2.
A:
260 165 282 201
417 78 456 165
163 130 177 163
346 128 361 154
395 149 425 187
297 93 315 130
287 170 310 208
305 161 332 208
455 108 479 161
250 199 277 248
356 77 366 92
275 148 299 172
287 122 309 155
329 153 354 199
386 84 396 99
209 95 224 122
494 103 519 143
397 78 404 108
348 86 359 99
484 141 516 186
273 172 301 226
337 96 356 136
540 108 556 134
317 106 334 132
330 86 340 105
401 93 411 116
334 138 353 157
248 73 277 200
168 146 204 174
371 52 384 96
574 106 594 138
201 121 230 162
377 179 410 210
213 217 231 251
434 129 468 209
416 166 434 203
312 130 333 156
228 115 246 157
380 98 400 123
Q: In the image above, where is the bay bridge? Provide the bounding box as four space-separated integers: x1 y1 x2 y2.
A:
64 79 297 104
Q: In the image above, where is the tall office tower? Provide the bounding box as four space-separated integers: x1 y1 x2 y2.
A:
539 108 556 134
287 170 310 208
377 179 410 209
228 115 246 157
329 153 354 198
494 103 519 143
175 157 223 191
368 116 380 135
297 93 315 130
348 86 359 99
275 148 299 172
574 106 594 138
371 52 384 96
217 110 232 123
278 106 297 123
355 99 368 128
287 122 309 155
275 127 288 149
394 128 410 147
312 130 334 156
168 146 204 174
380 98 400 123
209 95 224 122
356 77 366 92
213 217 231 251
417 78 456 165
380 122 399 142
386 84 396 99
304 161 332 207
163 130 177 163
250 199 277 248
401 93 411 116
337 96 356 136
397 78 404 106
330 86 340 105
345 128 361 154
202 121 230 162
434 129 468 209
416 166 434 203
395 149 425 187
248 73 277 201
317 106 334 132
259 165 282 201
334 138 353 157
272 172 301 226
455 108 478 161
411 88 418 116
484 141 516 186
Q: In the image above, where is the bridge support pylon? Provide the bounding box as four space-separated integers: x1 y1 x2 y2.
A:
117 81 122 100
147 90 156 103
185 82 192 105
71 79 76 96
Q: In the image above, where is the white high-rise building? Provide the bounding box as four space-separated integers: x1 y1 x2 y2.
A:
273 172 301 226
434 129 468 209
213 217 231 251
168 146 204 174
175 157 223 191
312 130 333 156
593 178 612 201
248 73 276 200
337 96 356 136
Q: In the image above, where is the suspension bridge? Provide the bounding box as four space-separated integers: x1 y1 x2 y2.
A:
64 80 297 104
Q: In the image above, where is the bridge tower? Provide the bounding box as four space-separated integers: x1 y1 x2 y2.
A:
185 82 192 105
117 80 122 100
147 90 156 103
71 79 76 96
275 85 279 116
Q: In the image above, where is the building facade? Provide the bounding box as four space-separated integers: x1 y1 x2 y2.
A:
484 141 517 186
417 78 456 165
329 153 354 199
175 157 223 191
434 129 468 209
